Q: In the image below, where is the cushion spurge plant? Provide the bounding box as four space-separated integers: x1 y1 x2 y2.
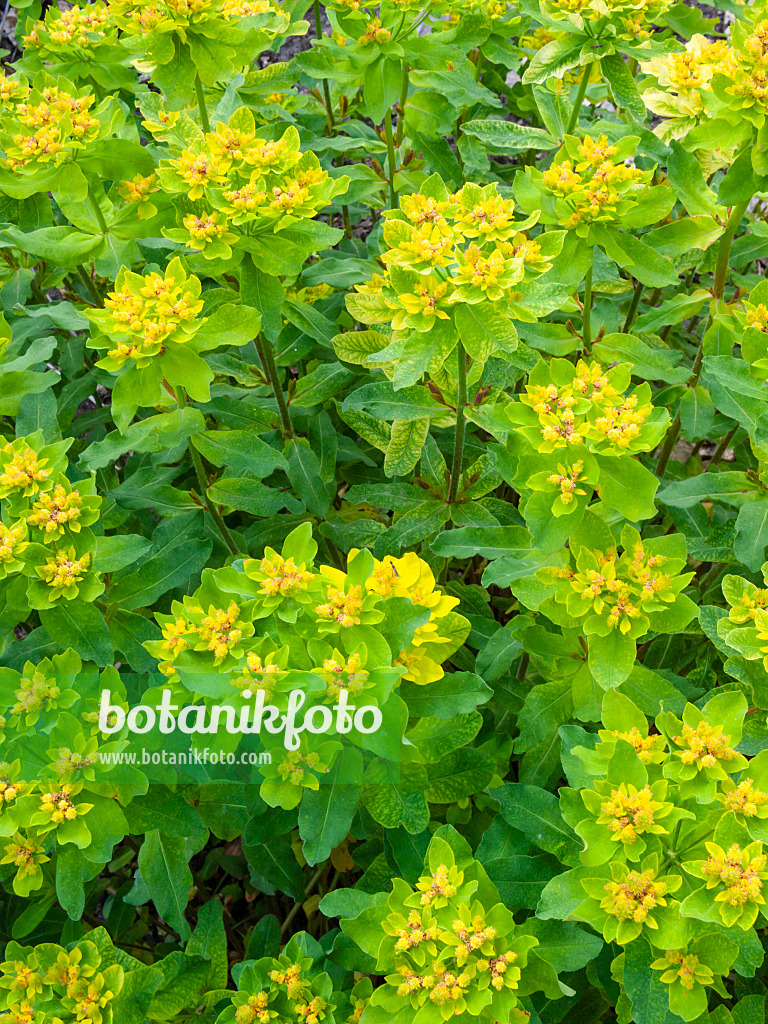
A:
3 0 768 1022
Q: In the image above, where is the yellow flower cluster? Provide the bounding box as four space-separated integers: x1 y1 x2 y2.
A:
674 721 736 770
547 460 585 505
182 211 230 242
452 915 498 965
540 135 645 228
364 551 461 684
27 485 83 535
541 0 670 39
720 778 768 817
0 766 25 804
268 962 304 999
235 992 271 1024
277 750 322 785
119 172 157 205
603 867 667 923
257 553 315 596
38 549 91 596
0 523 27 567
158 123 335 233
701 842 767 906
317 652 369 699
613 727 666 764
198 602 243 659
51 748 99 777
231 652 285 698
161 617 190 655
356 17 391 45
111 0 281 35
0 77 30 107
24 2 113 51
564 542 671 631
12 669 60 717
653 949 711 992
641 34 733 118
1 834 48 878
0 442 51 495
394 909 442 953
96 259 205 367
599 783 665 844
354 180 553 333
417 863 460 907
315 586 363 628
0 86 100 169
524 360 652 451
747 303 768 332
38 786 79 824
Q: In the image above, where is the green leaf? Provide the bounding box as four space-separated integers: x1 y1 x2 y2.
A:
702 356 768 435
343 382 446 421
299 747 363 865
623 935 681 1024
514 680 574 753
137 831 195 940
518 919 603 973
593 332 688 383
384 418 430 477
80 409 206 471
240 255 285 339
431 525 532 559
56 844 87 921
207 478 302 516
588 630 635 688
286 438 332 516
496 783 582 865
594 454 659 520
361 759 429 834
39 603 113 668
734 499 768 572
460 119 558 152
192 430 287 476
601 53 646 121
147 952 210 1021
658 471 757 509
186 901 229 989
424 748 495 803
124 787 204 838
400 672 492 717
522 37 584 84
667 140 719 216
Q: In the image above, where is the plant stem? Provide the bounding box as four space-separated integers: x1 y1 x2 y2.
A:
194 73 211 134
698 561 723 594
565 62 593 136
88 186 109 235
655 202 744 478
280 866 325 937
76 264 100 304
655 408 681 478
395 60 409 146
342 204 352 238
713 201 749 301
256 332 294 438
313 0 335 132
384 109 398 209
447 341 467 505
623 279 644 332
176 386 239 555
582 251 593 349
706 425 738 471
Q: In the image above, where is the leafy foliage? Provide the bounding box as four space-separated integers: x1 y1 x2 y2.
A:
2 0 768 1022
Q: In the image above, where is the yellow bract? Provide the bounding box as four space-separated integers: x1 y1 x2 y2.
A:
598 783 667 844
